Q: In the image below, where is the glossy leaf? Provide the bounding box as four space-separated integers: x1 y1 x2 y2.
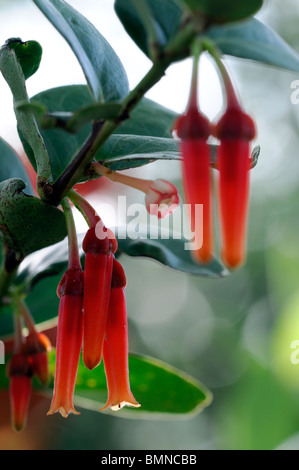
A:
115 0 299 72
5 38 42 80
180 0 263 24
114 0 183 57
20 85 179 181
95 134 179 172
206 18 299 72
0 137 33 194
118 97 177 137
33 0 129 102
71 353 212 417
0 179 67 260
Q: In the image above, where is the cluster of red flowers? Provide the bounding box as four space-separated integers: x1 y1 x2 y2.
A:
6 194 140 431
48 210 140 418
175 51 256 269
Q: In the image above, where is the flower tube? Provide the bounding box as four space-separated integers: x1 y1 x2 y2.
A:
175 107 213 263
101 259 140 411
82 225 117 370
90 163 179 219
48 267 84 417
214 108 256 268
48 199 84 418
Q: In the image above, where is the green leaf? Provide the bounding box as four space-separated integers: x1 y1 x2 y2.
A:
116 230 227 277
118 97 177 137
180 0 263 24
5 38 42 80
206 18 299 72
97 134 179 171
0 137 33 194
115 0 183 58
33 0 129 102
20 85 179 181
0 179 67 261
115 0 299 72
72 353 212 417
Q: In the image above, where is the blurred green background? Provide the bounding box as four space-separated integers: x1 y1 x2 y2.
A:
2 0 299 450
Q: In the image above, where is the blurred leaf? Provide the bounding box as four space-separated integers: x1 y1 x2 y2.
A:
0 274 60 340
5 38 42 80
115 0 183 58
116 229 227 277
219 360 299 450
0 179 67 260
33 0 129 102
20 85 180 181
0 137 33 194
206 18 299 72
180 0 263 24
271 291 299 392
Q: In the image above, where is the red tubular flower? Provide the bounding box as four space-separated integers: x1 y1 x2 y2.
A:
7 353 33 432
101 259 140 411
214 108 256 269
82 225 117 370
48 267 84 418
25 331 52 386
175 107 213 263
